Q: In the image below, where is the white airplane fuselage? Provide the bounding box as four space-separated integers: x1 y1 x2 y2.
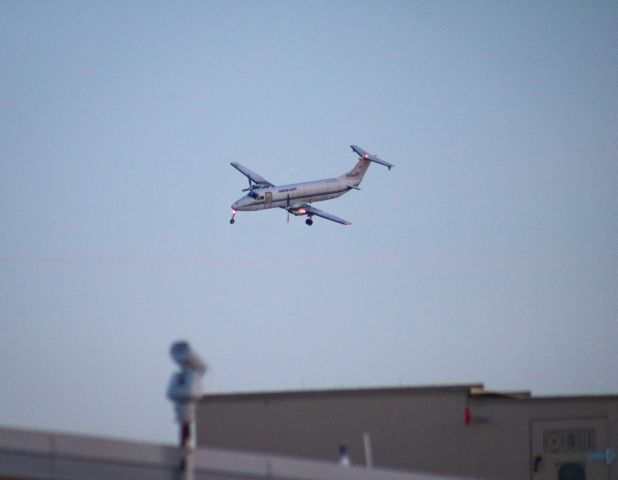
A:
232 176 353 212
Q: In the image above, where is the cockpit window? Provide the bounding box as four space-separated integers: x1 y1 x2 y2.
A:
248 191 258 199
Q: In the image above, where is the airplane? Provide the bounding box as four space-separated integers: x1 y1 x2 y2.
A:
229 145 394 226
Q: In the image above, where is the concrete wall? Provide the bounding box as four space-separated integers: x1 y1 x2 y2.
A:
0 426 476 480
197 386 479 477
196 386 618 480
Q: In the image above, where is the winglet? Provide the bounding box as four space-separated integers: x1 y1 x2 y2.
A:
350 145 394 170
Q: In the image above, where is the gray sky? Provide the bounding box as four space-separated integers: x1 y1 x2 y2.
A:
1 1 617 444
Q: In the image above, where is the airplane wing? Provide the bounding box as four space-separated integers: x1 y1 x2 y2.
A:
301 204 352 226
230 162 274 188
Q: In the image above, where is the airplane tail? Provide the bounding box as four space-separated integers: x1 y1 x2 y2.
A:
339 145 394 187
340 158 372 187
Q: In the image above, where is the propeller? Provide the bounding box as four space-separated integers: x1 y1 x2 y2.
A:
286 194 290 224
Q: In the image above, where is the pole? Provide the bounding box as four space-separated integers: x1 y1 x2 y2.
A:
363 432 373 469
180 420 194 480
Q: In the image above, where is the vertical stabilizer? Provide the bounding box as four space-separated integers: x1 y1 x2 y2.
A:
340 158 371 187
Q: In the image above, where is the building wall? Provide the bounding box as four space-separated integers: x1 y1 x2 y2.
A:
465 396 618 480
196 386 618 480
197 386 482 477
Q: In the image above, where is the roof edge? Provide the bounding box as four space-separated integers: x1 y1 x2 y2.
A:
200 383 485 402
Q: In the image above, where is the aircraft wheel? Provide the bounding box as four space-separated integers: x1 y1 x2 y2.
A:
230 219 235 224
305 218 313 226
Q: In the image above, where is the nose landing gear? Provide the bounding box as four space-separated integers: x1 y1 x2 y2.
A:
230 209 237 224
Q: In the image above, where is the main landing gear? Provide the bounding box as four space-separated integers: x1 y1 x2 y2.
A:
305 217 313 226
230 209 237 224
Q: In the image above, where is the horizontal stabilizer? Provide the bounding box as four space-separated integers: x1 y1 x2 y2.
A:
350 145 394 170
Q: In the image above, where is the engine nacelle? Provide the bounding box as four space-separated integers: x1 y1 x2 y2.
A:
289 207 307 216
